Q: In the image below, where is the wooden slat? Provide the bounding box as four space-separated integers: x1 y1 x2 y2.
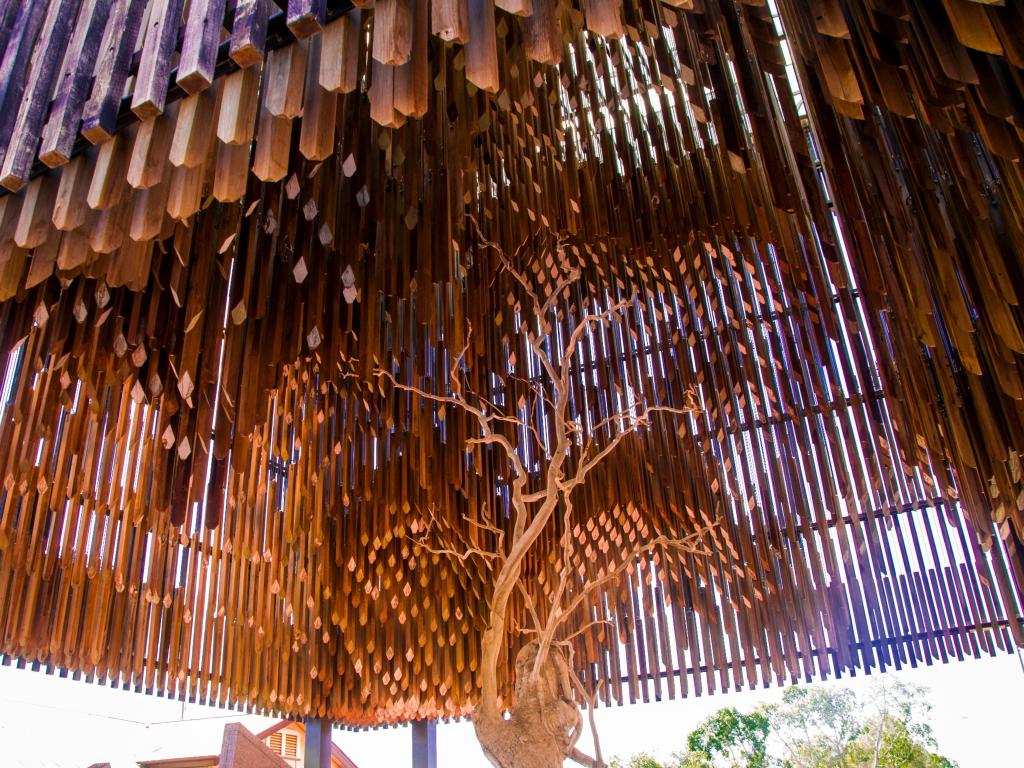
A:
287 0 326 39
431 0 468 43
319 11 360 94
132 0 188 121
38 0 114 168
80 0 148 141
230 0 270 67
177 0 229 95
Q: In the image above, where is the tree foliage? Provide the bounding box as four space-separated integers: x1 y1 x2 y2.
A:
610 755 666 768
684 706 770 767
611 682 957 768
771 685 861 767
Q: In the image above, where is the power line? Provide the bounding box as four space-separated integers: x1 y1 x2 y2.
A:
0 693 271 728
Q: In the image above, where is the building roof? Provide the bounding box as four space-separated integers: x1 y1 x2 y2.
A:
136 759 219 768
254 721 360 768
133 716 275 766
137 720 360 768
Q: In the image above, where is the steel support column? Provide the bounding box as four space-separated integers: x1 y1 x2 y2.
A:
411 719 437 768
304 717 334 768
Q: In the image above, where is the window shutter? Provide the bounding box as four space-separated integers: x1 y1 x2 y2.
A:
283 732 299 758
268 733 284 755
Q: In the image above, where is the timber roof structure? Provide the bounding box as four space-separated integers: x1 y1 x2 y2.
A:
0 0 1023 729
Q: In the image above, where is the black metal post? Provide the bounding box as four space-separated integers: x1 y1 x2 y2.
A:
411 719 437 768
305 717 334 768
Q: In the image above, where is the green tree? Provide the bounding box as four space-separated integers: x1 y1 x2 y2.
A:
681 706 771 768
610 681 958 768
610 754 670 768
769 685 862 767
769 682 958 768
848 681 957 768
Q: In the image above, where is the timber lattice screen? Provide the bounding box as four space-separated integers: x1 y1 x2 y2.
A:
0 0 1023 726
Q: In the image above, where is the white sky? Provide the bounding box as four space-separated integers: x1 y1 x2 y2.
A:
0 651 1019 767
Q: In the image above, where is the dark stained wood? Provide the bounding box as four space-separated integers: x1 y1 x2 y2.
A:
288 0 326 39
231 0 270 67
0 0 82 191
37 0 114 168
177 0 230 95
80 0 148 142
0 2 50 171
132 0 189 120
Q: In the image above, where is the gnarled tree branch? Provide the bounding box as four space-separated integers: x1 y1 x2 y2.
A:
373 232 709 768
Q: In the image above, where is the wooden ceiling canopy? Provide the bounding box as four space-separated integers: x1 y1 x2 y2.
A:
0 0 1023 728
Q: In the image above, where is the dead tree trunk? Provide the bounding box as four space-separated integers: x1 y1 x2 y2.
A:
473 642 582 768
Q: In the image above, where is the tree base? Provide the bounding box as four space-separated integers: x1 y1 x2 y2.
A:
473 642 591 768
